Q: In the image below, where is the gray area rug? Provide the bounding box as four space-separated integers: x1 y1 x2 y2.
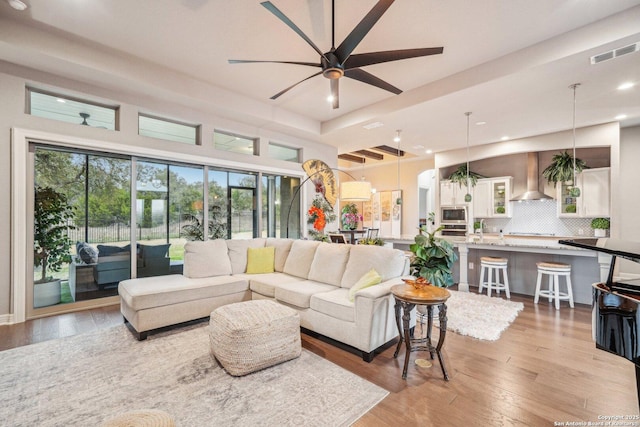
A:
0 324 388 426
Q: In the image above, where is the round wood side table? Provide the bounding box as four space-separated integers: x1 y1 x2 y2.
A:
391 283 451 380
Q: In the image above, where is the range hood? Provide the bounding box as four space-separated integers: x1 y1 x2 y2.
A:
510 152 554 201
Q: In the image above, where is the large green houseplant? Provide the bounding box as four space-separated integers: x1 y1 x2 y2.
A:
33 186 75 307
409 225 458 288
448 164 484 188
542 150 586 187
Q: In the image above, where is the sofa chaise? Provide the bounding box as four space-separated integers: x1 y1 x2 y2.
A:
118 238 410 361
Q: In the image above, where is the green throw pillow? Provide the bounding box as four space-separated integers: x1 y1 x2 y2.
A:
348 268 382 302
246 246 275 274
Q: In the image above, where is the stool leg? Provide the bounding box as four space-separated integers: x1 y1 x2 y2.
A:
487 267 493 296
479 266 485 294
547 274 553 302
566 274 574 308
554 274 560 310
503 266 510 299
496 267 501 296
534 270 543 304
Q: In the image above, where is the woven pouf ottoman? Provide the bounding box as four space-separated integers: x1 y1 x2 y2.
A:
209 299 301 376
101 409 175 427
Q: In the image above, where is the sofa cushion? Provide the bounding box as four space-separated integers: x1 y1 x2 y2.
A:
183 239 232 278
246 246 275 274
266 238 294 272
274 280 337 308
226 238 266 274
341 245 407 288
310 288 355 323
282 240 321 279
246 273 306 298
97 244 131 257
307 242 351 286
118 274 249 311
348 268 382 302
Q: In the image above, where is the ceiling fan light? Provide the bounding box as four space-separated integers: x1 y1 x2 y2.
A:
323 68 344 80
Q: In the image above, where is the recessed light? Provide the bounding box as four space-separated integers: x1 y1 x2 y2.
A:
425 149 433 154
56 98 66 103
326 95 334 103
615 114 627 120
618 82 635 90
475 121 487 126
501 136 509 141
7 0 28 11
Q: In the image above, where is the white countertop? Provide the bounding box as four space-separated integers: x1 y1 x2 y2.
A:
447 235 596 256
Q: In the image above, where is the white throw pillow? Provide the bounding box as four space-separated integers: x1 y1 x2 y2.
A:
183 239 232 278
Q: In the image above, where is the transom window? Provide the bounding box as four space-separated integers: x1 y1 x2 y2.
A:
27 88 118 130
214 130 257 155
269 142 300 163
138 114 199 145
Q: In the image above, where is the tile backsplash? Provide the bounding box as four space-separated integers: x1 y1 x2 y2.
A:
479 200 602 237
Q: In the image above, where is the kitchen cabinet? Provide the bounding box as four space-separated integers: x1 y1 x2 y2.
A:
440 180 469 206
557 167 610 218
473 177 512 218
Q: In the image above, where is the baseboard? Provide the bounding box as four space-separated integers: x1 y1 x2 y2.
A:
0 313 15 325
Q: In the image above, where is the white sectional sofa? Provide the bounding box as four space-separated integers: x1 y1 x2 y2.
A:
119 238 410 361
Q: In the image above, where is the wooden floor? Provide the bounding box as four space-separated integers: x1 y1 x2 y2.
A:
1 292 638 426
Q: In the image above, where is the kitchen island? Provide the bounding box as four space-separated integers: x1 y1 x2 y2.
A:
386 234 601 305
454 235 598 305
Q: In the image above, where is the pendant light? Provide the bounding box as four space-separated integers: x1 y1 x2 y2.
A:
569 83 581 198
395 130 402 205
464 112 472 202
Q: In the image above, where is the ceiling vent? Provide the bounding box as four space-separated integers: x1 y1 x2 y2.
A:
591 42 639 64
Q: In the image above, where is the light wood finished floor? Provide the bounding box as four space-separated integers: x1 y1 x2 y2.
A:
1 292 638 426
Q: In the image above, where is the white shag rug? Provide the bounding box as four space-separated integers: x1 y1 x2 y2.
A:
0 323 388 427
442 290 524 341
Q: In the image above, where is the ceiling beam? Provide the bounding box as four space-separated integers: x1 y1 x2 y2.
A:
338 153 366 163
353 150 384 160
373 145 405 157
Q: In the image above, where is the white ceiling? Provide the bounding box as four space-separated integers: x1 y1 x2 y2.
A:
1 0 639 163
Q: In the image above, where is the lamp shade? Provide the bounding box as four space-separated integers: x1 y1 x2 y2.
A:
340 181 371 201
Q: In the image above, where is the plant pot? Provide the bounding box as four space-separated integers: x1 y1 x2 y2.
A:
34 279 62 308
594 229 607 238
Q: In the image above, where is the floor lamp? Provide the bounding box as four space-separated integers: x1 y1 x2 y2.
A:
285 168 371 238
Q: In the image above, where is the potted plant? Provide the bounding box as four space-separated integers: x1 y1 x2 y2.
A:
448 164 484 188
340 203 361 230
542 150 587 189
591 217 610 237
33 186 76 308
357 237 385 246
409 225 458 288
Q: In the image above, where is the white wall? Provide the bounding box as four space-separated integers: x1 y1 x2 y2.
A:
619 126 640 241
0 66 337 320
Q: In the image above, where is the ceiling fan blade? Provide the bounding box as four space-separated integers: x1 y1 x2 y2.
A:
261 1 328 61
334 0 395 64
330 79 339 109
344 47 444 69
229 59 321 68
270 71 323 100
344 68 402 94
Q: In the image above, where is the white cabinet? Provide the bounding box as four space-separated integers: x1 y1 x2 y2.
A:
472 177 512 218
557 167 610 217
440 180 469 206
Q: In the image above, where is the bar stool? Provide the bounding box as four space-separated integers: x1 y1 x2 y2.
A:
478 256 510 299
534 262 574 310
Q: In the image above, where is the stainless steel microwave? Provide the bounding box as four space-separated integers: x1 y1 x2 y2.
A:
441 206 467 224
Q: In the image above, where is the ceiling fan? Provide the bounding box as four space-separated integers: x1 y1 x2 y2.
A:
229 0 444 109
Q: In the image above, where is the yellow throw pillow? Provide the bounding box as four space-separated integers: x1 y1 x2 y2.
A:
348 268 382 302
246 246 275 274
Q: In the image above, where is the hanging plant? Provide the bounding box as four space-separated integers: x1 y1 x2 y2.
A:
448 164 484 188
542 150 587 187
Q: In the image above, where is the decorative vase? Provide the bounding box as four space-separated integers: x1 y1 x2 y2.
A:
594 229 607 237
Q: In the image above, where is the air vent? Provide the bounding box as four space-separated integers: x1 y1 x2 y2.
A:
591 42 639 64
